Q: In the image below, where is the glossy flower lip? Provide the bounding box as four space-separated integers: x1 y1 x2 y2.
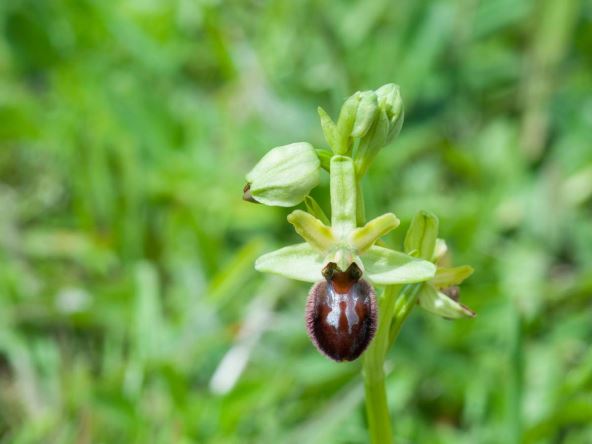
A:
306 264 377 361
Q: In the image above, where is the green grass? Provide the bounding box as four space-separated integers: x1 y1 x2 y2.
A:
0 0 591 442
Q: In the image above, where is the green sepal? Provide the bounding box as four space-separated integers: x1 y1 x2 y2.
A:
417 285 475 319
348 213 400 253
431 265 474 289
330 155 357 238
287 210 335 253
404 210 439 260
363 245 436 285
255 243 323 283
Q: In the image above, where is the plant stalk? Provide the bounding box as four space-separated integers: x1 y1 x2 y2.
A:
363 285 398 444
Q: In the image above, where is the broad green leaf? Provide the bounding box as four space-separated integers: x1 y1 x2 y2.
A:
255 243 323 283
363 246 436 285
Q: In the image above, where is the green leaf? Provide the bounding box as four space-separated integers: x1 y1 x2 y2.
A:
318 107 337 151
404 210 439 260
417 285 475 319
431 265 474 288
348 213 400 253
363 246 436 285
315 149 332 172
255 243 324 283
287 210 335 253
330 155 357 238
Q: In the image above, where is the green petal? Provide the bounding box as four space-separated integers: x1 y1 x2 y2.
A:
287 210 335 253
255 243 324 283
363 246 436 285
348 213 400 253
432 265 474 289
417 285 475 319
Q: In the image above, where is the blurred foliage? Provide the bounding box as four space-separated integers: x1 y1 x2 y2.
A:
0 0 591 443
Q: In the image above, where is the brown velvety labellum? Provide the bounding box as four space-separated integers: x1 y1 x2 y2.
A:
306 264 377 361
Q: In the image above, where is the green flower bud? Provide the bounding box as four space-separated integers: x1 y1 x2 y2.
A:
351 91 378 138
354 84 405 176
335 92 361 155
404 210 439 260
245 142 320 207
376 83 404 145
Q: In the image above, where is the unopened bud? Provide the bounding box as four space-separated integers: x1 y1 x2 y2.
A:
245 142 320 207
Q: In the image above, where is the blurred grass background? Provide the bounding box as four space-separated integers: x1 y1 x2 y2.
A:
1 0 591 443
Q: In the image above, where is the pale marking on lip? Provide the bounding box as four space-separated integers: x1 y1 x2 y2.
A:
325 284 361 334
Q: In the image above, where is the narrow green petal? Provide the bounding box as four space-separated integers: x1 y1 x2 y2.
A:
287 210 335 253
432 265 474 289
363 246 436 285
255 243 323 283
348 213 400 253
330 155 357 238
417 285 475 319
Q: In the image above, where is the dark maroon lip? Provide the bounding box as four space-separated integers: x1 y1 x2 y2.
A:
305 264 377 362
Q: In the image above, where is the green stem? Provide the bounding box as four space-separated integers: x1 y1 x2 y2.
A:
355 178 366 227
363 284 421 444
354 158 417 444
363 285 399 444
389 284 422 347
